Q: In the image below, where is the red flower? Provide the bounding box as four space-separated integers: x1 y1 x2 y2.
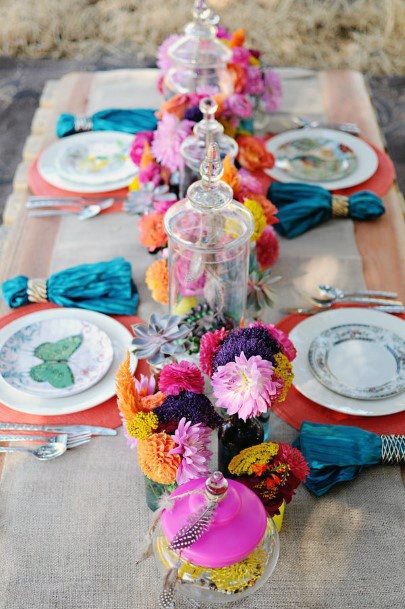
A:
158 361 205 396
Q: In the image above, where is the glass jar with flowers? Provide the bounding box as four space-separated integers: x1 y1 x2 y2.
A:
116 353 222 510
199 321 297 476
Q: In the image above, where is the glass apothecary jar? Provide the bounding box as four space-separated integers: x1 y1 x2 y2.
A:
179 97 238 197
163 0 234 99
152 471 280 605
164 143 254 327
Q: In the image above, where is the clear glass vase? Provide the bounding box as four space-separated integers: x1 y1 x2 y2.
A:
144 476 177 511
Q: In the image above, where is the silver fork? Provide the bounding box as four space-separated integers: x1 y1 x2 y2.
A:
0 432 91 460
293 116 360 135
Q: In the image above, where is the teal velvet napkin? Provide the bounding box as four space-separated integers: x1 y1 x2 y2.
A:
2 258 138 315
293 422 405 496
56 108 158 137
268 183 385 238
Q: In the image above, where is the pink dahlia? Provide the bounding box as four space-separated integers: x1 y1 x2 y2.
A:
158 361 205 396
212 352 281 421
151 113 194 172
156 34 181 72
244 65 265 96
223 93 253 119
199 328 229 377
262 69 283 112
256 225 280 269
135 374 156 398
170 417 212 485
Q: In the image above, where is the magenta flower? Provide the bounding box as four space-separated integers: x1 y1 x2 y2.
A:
262 69 283 112
175 255 206 297
256 225 280 269
138 161 162 187
199 328 229 376
238 168 263 195
158 361 205 396
244 66 265 96
130 131 154 166
223 93 253 119
232 46 251 67
151 113 194 172
135 374 156 397
212 352 280 420
157 34 181 72
170 418 212 484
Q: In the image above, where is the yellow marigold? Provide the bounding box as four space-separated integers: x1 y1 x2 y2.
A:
228 442 279 476
222 154 240 194
274 352 294 402
141 391 166 411
138 432 180 484
244 199 267 241
116 352 142 420
145 259 169 305
126 412 159 440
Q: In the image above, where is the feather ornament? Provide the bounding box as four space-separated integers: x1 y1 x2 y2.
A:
169 499 218 552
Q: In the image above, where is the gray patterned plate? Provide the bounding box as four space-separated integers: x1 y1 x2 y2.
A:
308 324 405 400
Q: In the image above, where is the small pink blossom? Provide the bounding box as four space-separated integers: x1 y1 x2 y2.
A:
223 93 253 119
151 113 194 172
212 352 281 421
158 361 205 395
256 225 280 269
232 46 251 67
199 328 229 377
238 168 263 195
262 69 283 112
130 131 154 166
170 418 212 484
244 65 265 95
157 34 181 72
153 197 177 214
135 374 156 397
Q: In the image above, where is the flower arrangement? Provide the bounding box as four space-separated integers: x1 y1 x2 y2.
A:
200 321 296 421
116 353 222 487
228 442 309 517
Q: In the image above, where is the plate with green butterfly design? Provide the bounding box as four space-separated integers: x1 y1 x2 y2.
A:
0 318 114 398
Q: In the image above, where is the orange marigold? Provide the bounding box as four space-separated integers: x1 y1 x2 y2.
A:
138 432 180 484
145 259 169 305
141 391 166 411
156 93 191 120
230 28 246 48
222 154 240 195
237 136 275 172
116 352 143 420
138 212 167 251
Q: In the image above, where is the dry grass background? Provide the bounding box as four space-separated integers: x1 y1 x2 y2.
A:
0 0 404 75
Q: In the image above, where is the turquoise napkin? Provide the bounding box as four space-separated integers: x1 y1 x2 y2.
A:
268 183 385 238
2 258 138 315
56 108 158 137
293 422 405 496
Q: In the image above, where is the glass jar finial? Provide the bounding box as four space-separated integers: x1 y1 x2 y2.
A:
187 142 233 209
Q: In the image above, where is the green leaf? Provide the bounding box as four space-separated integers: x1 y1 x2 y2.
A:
34 334 83 362
29 362 75 388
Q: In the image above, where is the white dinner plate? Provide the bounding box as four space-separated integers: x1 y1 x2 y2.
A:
289 308 405 416
0 317 114 398
308 324 405 400
0 308 136 416
265 128 378 190
38 131 138 193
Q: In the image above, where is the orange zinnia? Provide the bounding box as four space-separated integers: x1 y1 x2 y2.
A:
230 28 246 48
138 432 180 484
138 213 167 251
237 136 275 172
145 259 169 305
222 154 241 195
141 391 166 411
156 93 191 120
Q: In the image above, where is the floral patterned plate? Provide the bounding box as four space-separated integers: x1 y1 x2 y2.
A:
0 318 114 398
308 324 405 400
38 131 138 193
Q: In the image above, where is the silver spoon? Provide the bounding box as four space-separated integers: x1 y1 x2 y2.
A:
28 204 104 221
0 433 68 460
318 284 398 300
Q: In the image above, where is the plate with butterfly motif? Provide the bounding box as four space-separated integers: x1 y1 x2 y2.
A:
0 318 114 398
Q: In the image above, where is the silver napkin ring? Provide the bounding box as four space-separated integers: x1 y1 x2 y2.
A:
381 435 405 464
27 278 48 303
74 115 93 133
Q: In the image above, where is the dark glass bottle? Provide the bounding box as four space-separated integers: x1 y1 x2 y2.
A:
218 414 264 477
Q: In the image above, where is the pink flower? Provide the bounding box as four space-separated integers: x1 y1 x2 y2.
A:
223 93 253 119
158 361 205 396
151 113 194 172
212 352 281 421
138 161 162 187
237 168 263 196
135 374 156 397
170 418 212 484
262 69 283 112
153 197 177 214
232 46 251 67
252 322 297 362
157 34 181 72
244 66 265 95
216 25 231 40
256 225 280 269
130 131 154 166
175 256 206 297
199 328 229 376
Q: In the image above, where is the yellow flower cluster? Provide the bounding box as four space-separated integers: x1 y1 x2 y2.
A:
244 199 267 242
228 442 279 476
126 411 159 440
274 352 294 403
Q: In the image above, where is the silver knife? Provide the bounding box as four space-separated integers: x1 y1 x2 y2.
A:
0 423 117 436
281 305 405 315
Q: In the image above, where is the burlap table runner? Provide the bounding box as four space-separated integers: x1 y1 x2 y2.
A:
0 69 404 608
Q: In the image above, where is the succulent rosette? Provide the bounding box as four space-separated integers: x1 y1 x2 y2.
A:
116 354 222 486
200 322 296 421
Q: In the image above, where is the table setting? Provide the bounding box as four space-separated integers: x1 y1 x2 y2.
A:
0 1 404 608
